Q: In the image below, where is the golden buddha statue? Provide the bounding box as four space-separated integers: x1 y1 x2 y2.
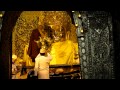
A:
38 11 80 65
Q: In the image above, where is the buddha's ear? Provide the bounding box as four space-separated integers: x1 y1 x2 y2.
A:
66 31 71 40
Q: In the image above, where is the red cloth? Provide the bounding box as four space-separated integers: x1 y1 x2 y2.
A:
27 29 41 62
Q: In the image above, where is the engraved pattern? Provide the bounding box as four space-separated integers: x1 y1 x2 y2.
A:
87 12 114 79
73 11 114 79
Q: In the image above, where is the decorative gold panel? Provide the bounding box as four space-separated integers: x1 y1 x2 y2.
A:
12 11 78 65
12 11 45 59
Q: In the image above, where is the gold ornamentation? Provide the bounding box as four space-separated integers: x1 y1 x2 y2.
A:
12 11 45 58
12 11 78 64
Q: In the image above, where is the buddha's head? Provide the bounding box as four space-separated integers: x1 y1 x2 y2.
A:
36 11 77 51
44 11 72 42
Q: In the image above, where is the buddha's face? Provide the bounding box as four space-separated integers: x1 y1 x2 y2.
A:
49 22 65 42
52 26 64 42
43 11 71 42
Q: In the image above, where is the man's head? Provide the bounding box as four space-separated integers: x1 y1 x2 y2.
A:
12 54 17 63
40 48 46 56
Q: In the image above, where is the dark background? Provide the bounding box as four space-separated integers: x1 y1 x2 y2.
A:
112 11 120 79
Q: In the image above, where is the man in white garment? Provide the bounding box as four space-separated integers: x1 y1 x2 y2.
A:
34 48 52 79
12 54 18 79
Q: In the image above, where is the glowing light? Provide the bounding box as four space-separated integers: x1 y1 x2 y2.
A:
78 14 81 17
80 29 84 33
75 24 78 27
0 14 3 17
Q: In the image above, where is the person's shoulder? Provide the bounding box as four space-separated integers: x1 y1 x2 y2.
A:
35 54 40 60
47 53 51 56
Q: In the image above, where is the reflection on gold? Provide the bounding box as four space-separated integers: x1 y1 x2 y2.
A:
50 40 79 65
23 44 34 66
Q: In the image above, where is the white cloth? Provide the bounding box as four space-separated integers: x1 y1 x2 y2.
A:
34 53 52 79
12 63 17 79
12 64 17 74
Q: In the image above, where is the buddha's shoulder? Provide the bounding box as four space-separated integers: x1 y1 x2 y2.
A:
66 40 75 44
67 40 78 46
